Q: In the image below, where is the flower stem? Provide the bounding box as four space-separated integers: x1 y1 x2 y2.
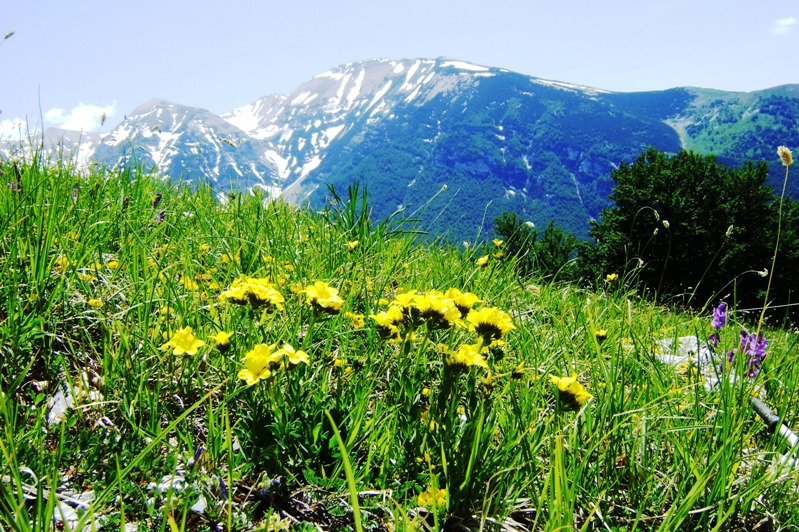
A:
757 164 790 335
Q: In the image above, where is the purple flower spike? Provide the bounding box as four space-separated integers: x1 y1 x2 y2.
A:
734 329 768 378
712 303 727 330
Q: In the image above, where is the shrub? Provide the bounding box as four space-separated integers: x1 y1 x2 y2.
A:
494 211 578 280
580 147 776 310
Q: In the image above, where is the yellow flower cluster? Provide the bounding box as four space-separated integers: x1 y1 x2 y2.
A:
444 343 489 370
370 288 482 338
418 485 448 508
303 281 345 314
238 342 309 385
219 275 285 311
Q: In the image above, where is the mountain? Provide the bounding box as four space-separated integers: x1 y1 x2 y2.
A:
92 98 280 197
4 58 798 240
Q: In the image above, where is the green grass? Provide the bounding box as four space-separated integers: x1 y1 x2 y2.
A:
2 154 799 531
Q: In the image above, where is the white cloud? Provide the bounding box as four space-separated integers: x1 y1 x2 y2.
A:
770 16 797 35
0 118 30 141
44 102 116 131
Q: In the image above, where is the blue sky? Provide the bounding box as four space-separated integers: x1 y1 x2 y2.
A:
1 0 797 138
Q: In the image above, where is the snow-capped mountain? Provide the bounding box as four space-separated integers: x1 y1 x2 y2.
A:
92 98 280 197
224 58 527 200
5 57 798 240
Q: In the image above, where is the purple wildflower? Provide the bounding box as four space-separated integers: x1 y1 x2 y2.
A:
707 303 727 347
708 333 720 347
727 329 768 378
711 303 727 330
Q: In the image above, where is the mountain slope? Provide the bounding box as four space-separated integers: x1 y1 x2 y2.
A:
6 58 798 241
93 98 280 196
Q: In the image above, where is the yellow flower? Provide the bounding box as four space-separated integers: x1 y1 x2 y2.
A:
180 276 199 291
370 306 404 339
444 288 482 317
160 326 206 356
106 260 120 270
549 373 593 410
344 311 365 329
476 255 489 267
238 343 282 385
346 240 359 250
54 256 71 271
778 145 793 167
220 253 239 264
219 275 284 310
605 273 619 283
393 289 417 307
492 238 504 248
78 273 96 283
87 298 104 308
275 343 310 366
594 329 608 344
211 330 233 352
466 307 515 344
418 485 448 508
413 292 463 330
304 281 344 314
247 278 285 309
445 343 489 370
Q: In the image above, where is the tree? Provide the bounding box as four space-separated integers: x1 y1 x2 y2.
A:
581 148 776 309
494 211 578 280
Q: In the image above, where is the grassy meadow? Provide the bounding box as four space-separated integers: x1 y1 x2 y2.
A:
2 153 799 531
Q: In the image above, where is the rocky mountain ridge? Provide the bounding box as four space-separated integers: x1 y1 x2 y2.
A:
4 57 798 239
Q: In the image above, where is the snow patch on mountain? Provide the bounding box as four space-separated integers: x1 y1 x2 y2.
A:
265 150 290 179
348 68 365 102
291 92 318 106
106 123 133 146
369 81 393 110
300 155 321 178
441 60 489 72
533 78 612 95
